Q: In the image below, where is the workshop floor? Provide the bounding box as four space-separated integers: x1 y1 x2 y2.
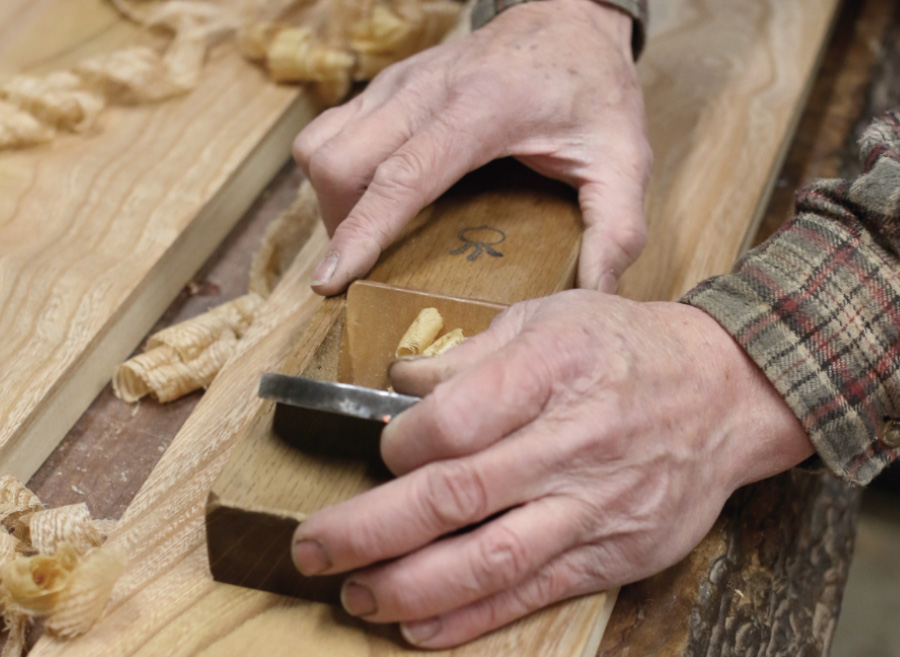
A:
832 488 900 656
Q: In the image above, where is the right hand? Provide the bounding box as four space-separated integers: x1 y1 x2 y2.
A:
292 292 815 647
293 0 652 295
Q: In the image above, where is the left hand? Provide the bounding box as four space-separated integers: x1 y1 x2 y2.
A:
291 291 814 647
293 0 651 295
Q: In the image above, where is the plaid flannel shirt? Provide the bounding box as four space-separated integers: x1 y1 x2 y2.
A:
471 0 648 58
683 110 900 486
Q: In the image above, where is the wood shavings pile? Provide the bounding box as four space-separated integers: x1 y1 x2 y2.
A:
0 0 238 150
238 0 462 102
114 179 322 404
0 476 121 657
1 0 463 151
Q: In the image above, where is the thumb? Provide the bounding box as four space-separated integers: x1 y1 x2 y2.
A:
576 173 647 292
310 120 493 296
388 302 533 398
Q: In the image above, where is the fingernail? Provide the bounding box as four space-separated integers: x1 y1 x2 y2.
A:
387 356 426 376
400 617 443 646
292 539 331 575
312 252 339 286
341 581 378 617
597 272 619 294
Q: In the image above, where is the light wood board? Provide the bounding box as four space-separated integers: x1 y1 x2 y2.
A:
0 0 319 481
29 0 839 654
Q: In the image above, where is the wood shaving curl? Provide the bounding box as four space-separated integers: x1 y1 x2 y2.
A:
239 0 462 102
0 477 44 532
396 308 465 358
113 293 264 403
0 477 120 657
0 0 236 150
0 101 55 151
2 0 465 149
248 179 321 298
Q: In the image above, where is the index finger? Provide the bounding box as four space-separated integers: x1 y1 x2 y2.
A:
310 116 494 295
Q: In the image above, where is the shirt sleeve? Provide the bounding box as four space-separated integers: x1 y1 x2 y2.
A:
470 0 648 60
681 108 900 486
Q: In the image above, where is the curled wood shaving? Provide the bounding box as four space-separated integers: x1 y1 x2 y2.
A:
43 547 124 639
147 293 260 359
0 476 44 532
266 27 356 83
396 308 444 357
2 0 464 150
245 0 462 100
0 478 120 656
248 179 320 298
0 0 236 151
16 504 104 557
422 326 464 356
395 309 466 360
113 294 263 403
0 101 55 150
0 73 103 133
73 46 195 104
1 544 80 617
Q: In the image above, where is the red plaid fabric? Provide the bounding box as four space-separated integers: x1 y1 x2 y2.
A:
471 0 648 58
683 110 900 485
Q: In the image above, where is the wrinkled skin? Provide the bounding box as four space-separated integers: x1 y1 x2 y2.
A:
292 293 815 648
293 0 651 294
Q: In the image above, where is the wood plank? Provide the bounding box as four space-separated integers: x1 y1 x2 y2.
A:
0 0 318 481
28 0 840 654
620 0 839 301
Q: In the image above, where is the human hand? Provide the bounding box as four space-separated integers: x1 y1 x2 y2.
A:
291 292 815 647
294 0 651 295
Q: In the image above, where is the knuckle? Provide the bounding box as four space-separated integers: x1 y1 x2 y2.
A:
619 222 647 262
373 149 429 195
336 210 394 252
307 147 348 189
422 385 475 453
340 519 384 562
471 526 531 591
512 564 570 612
420 462 489 530
384 580 421 616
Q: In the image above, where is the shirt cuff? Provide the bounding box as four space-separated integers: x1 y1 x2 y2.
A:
470 0 647 60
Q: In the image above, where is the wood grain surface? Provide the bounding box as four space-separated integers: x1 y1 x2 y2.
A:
621 0 839 301
26 0 844 654
0 0 318 481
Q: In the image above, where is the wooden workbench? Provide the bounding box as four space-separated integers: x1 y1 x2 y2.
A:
24 0 900 654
